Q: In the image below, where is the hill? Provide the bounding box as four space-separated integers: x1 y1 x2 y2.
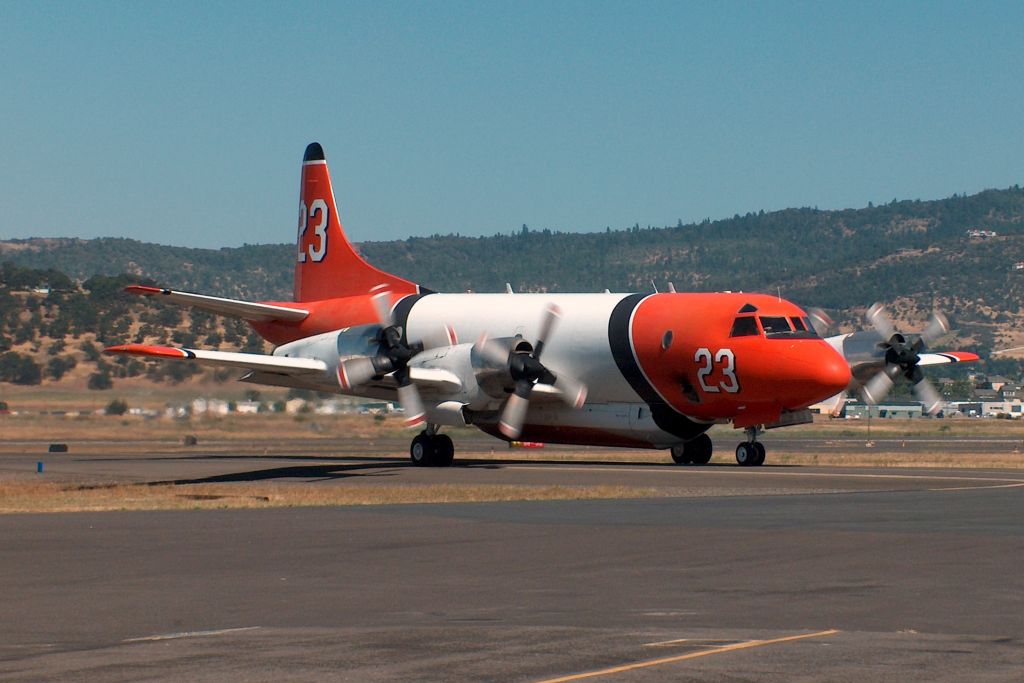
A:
3 186 1024 393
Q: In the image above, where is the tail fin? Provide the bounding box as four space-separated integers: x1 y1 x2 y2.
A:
294 142 419 302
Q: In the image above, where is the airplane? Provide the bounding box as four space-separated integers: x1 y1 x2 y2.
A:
104 142 967 468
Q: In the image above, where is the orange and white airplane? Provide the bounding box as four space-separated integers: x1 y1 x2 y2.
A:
105 143 974 467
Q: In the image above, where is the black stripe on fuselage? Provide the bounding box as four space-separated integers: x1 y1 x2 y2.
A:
607 293 709 442
394 293 432 346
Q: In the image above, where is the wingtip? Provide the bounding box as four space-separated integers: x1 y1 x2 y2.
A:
123 285 165 296
103 344 191 359
303 142 325 162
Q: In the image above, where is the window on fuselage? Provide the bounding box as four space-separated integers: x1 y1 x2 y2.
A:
730 316 759 337
759 316 793 336
791 316 807 332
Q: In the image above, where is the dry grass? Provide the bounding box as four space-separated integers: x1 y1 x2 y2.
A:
4 412 1024 514
0 480 673 514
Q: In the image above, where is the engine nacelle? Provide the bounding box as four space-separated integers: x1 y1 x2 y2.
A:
409 342 498 411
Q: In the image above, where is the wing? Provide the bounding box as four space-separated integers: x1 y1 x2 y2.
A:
125 285 308 322
917 351 981 366
104 344 327 376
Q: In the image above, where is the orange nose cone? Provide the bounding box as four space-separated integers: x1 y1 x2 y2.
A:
815 348 852 396
776 343 851 408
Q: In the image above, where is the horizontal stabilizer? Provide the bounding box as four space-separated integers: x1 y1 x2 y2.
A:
125 286 309 322
104 344 327 376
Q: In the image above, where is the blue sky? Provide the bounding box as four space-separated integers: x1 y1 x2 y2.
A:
2 2 1022 248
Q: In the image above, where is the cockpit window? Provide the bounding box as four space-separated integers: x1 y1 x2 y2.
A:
759 316 792 336
757 315 819 339
730 316 759 337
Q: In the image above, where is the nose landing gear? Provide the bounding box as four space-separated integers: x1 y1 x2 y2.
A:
735 426 765 466
410 425 455 467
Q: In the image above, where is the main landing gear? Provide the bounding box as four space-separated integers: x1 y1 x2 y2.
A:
409 425 455 467
735 426 766 466
670 433 713 465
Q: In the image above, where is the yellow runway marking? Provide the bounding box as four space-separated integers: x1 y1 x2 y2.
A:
642 637 690 647
535 629 839 682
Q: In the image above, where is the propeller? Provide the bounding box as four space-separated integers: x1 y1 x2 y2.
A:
477 304 588 439
337 285 426 427
861 302 950 414
806 307 834 338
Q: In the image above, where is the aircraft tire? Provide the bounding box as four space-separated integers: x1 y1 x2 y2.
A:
670 445 691 464
434 435 455 467
688 434 713 465
410 433 435 467
735 443 753 466
752 442 766 466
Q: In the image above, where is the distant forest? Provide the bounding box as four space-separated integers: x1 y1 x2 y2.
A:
3 185 1024 388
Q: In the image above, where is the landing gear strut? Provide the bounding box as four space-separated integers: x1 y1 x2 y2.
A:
735 427 766 466
410 425 455 467
670 433 713 465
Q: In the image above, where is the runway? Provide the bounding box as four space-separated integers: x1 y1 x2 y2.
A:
1 449 1023 681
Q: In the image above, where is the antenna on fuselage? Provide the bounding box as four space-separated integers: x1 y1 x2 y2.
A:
650 280 659 293
667 282 676 293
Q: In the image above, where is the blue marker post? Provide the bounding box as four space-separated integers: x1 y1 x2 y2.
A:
37 461 44 474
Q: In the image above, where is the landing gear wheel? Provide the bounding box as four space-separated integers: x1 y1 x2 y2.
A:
670 445 692 464
688 433 713 465
434 434 455 467
751 442 766 466
670 433 713 465
735 442 754 466
410 433 435 467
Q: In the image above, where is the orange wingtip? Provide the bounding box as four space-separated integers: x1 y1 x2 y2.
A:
104 344 193 359
124 285 167 296
939 351 981 363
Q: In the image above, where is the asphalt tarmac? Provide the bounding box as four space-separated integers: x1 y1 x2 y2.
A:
1 447 1023 681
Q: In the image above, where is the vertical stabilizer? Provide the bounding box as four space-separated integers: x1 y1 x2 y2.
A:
294 143 419 302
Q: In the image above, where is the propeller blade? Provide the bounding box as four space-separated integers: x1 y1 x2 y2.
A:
474 333 511 367
532 303 562 359
418 323 458 351
807 308 833 337
552 373 588 409
862 365 897 405
397 382 426 429
920 311 950 347
913 377 943 415
865 302 897 342
370 284 394 328
498 390 531 439
337 357 377 390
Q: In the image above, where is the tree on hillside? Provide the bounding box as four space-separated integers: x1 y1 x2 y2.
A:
0 352 42 385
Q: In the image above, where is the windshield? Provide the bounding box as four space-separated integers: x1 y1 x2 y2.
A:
730 316 759 337
759 316 792 335
759 315 819 339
